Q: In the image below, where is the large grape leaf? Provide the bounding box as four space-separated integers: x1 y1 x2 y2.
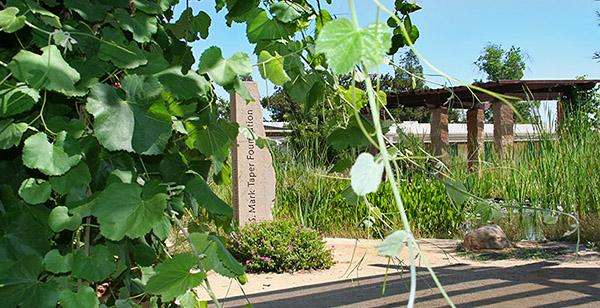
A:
7 45 81 96
10 0 61 28
185 115 238 164
0 85 39 118
198 46 252 88
185 177 233 219
49 162 91 195
86 75 172 155
167 8 211 42
0 7 26 33
145 253 206 301
270 1 305 23
22 132 82 176
155 66 211 101
0 119 28 149
189 233 244 278
258 50 290 85
113 9 157 43
98 27 147 69
59 286 99 308
71 244 116 282
91 182 168 241
315 18 391 74
0 256 60 308
0 200 51 259
245 9 295 43
63 0 109 22
43 249 73 274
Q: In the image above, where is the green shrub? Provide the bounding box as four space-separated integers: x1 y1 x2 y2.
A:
228 221 334 273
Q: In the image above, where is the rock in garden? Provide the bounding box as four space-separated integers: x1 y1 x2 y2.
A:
463 225 511 251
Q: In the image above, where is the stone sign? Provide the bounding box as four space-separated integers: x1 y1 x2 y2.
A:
230 81 276 226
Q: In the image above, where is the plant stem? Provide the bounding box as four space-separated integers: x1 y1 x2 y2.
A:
362 65 417 307
169 209 222 307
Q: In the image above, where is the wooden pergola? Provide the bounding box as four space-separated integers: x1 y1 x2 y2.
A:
386 80 600 167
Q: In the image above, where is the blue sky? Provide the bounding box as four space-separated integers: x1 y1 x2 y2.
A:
175 1 600 122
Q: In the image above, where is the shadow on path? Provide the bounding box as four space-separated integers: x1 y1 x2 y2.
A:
218 262 600 307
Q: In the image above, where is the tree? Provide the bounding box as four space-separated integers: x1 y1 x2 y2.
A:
474 43 536 123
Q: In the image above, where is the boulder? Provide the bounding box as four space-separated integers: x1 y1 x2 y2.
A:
463 225 511 251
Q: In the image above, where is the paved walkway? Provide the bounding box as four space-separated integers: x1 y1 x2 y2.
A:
201 239 600 307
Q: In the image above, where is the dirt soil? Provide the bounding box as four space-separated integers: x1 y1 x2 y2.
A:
199 238 600 307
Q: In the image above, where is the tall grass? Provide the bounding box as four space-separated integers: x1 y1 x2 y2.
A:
454 119 600 217
271 142 464 238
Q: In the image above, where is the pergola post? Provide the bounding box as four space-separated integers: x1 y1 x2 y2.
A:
430 106 449 164
492 100 514 157
466 107 485 169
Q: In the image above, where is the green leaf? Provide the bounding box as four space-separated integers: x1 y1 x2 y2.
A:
22 132 82 176
245 9 294 43
72 244 116 282
0 7 26 33
0 84 40 117
8 45 81 95
0 119 28 149
59 286 99 308
135 0 165 14
189 233 244 278
443 178 470 206
98 27 147 69
86 77 172 155
396 0 422 14
21 0 61 28
199 46 252 88
64 0 109 22
315 18 391 74
91 182 168 241
185 116 239 163
375 230 410 257
270 1 304 23
156 66 211 101
0 256 59 308
167 8 211 41
177 290 198 308
223 0 260 23
341 85 368 110
113 9 157 43
49 162 91 195
145 253 206 301
43 249 73 274
48 206 82 232
185 177 233 219
258 50 290 85
0 196 52 259
18 178 51 205
350 153 384 196
316 9 332 35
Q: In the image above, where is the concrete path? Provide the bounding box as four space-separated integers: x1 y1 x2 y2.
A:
201 238 600 307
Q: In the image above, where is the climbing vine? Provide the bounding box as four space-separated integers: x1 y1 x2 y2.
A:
0 0 425 307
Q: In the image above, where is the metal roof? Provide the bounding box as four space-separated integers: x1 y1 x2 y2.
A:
386 79 600 109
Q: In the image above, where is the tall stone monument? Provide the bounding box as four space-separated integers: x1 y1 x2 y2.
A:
230 81 276 226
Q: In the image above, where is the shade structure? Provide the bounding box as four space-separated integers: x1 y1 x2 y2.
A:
386 80 600 109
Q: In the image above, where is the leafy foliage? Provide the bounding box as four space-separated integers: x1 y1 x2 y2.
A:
0 0 423 306
0 0 266 306
228 220 334 273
